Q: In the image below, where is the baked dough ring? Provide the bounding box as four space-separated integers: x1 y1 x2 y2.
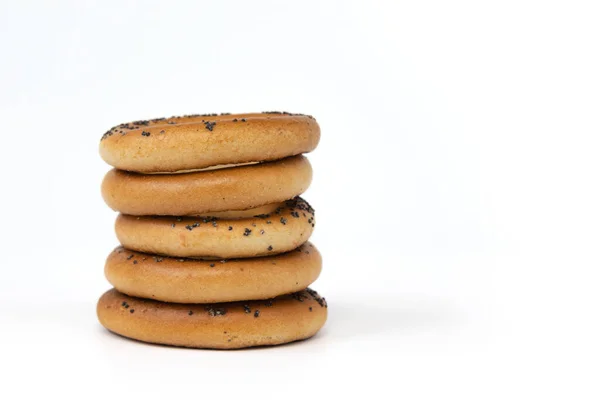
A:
115 197 315 259
99 112 320 173
97 287 327 349
101 155 312 216
105 242 321 303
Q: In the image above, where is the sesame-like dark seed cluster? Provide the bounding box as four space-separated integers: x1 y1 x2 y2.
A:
101 113 237 140
256 197 314 221
291 292 307 302
206 306 227 317
145 197 315 247
101 130 113 140
204 121 217 131
306 288 327 308
114 289 323 323
183 216 218 231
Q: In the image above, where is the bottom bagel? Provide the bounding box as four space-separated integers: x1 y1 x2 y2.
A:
97 288 328 349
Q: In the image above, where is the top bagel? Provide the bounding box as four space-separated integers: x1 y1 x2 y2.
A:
99 112 320 173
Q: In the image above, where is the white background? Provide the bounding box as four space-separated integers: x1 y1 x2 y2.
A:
0 0 599 398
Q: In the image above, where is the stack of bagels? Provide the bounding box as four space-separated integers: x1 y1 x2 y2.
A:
97 112 327 349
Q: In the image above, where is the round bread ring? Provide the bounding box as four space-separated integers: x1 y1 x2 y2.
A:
105 242 321 303
99 112 320 173
101 155 312 216
97 288 328 349
115 197 316 259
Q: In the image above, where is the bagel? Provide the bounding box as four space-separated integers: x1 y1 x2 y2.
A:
105 242 321 303
101 155 312 216
99 112 320 173
97 287 328 349
115 197 315 259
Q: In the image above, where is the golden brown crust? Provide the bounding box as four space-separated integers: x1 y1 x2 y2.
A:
97 288 327 349
101 155 312 216
115 197 316 258
99 112 320 173
105 242 321 303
